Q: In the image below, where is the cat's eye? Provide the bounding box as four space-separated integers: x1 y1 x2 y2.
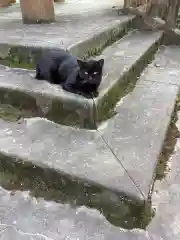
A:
93 72 99 75
84 72 88 75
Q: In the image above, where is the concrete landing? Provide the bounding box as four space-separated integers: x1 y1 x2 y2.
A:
0 31 162 128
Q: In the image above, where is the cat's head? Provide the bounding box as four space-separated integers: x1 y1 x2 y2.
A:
77 59 104 85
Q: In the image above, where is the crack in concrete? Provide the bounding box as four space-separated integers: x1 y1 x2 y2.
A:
0 223 54 240
102 134 145 199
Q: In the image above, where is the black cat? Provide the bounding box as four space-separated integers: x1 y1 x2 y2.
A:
35 49 104 98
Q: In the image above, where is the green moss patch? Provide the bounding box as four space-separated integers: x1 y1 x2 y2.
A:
95 39 161 126
82 21 134 60
155 94 180 180
176 15 180 29
0 20 135 69
0 152 153 230
0 103 36 122
0 46 43 70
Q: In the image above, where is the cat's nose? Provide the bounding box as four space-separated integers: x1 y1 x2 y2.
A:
89 76 92 80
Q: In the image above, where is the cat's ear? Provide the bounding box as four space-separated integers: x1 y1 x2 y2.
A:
98 59 104 68
77 59 85 67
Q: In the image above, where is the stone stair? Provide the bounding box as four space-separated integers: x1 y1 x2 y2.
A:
0 30 161 128
0 7 180 237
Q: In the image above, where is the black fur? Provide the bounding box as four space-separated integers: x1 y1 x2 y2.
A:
35 49 104 98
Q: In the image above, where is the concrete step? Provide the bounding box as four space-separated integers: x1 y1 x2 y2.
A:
139 45 180 86
0 117 144 202
0 30 162 128
99 45 180 200
0 116 153 229
0 49 178 240
0 47 179 202
0 45 178 207
0 11 134 62
0 186 149 240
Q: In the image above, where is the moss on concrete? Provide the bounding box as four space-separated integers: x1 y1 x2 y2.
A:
0 19 135 129
95 38 161 125
45 98 95 129
0 18 135 69
81 20 134 60
0 103 36 122
0 20 160 130
155 94 180 180
0 152 153 230
176 15 180 29
0 86 96 129
0 88 37 109
3 46 41 69
0 36 160 129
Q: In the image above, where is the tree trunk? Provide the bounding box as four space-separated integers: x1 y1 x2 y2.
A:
132 0 146 7
166 0 180 28
124 0 180 31
124 0 131 9
146 0 168 19
124 0 146 8
20 0 55 24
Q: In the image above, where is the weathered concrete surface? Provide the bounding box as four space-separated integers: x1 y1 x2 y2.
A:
0 10 134 60
0 186 149 240
0 62 178 205
97 31 161 94
95 30 162 119
147 112 180 240
2 105 180 239
0 0 123 18
0 117 143 202
0 31 162 128
0 107 180 239
141 45 180 86
0 64 95 129
1 112 180 240
99 67 179 200
0 40 178 203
